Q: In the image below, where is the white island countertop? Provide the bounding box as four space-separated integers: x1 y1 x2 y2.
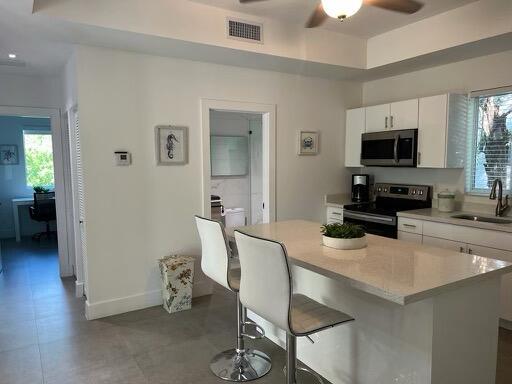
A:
229 220 512 305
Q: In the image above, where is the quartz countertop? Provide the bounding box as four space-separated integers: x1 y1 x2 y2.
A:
398 208 512 233
228 220 512 305
325 193 352 207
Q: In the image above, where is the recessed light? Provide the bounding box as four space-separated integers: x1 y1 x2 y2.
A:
8 53 16 59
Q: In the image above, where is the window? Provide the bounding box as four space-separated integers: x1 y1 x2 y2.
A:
23 131 55 188
467 88 512 194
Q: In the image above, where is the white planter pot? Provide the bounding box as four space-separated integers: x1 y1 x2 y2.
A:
322 235 367 250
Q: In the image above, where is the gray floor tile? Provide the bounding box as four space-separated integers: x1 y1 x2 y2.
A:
0 319 38 353
117 314 201 356
36 313 113 344
44 357 148 384
39 329 132 378
0 345 43 384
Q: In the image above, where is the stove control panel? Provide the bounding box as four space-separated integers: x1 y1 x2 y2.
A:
374 183 431 201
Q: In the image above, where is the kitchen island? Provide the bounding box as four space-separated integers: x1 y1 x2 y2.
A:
228 220 512 384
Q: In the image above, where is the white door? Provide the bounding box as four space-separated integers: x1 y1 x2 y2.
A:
389 99 418 131
422 235 466 253
345 108 365 167
365 104 390 133
68 108 88 297
467 244 512 322
417 95 447 168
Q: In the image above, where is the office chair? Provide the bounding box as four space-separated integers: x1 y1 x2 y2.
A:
29 192 57 241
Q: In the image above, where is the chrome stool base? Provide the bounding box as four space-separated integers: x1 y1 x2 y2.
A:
210 348 272 382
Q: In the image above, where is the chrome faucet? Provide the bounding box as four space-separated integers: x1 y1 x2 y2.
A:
489 179 510 217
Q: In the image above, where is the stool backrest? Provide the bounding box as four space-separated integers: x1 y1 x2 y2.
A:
195 216 232 291
235 230 292 334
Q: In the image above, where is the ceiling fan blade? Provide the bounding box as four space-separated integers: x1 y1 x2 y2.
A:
306 3 328 28
364 0 424 14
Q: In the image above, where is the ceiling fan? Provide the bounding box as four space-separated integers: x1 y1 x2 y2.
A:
239 0 424 28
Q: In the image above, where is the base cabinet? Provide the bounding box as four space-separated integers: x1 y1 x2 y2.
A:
399 217 512 322
397 231 422 244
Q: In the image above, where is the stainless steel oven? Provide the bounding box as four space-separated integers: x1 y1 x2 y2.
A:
361 129 418 167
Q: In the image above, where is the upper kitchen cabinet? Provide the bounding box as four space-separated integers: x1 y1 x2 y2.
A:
365 99 419 132
345 108 365 167
365 104 390 132
389 99 419 131
417 94 468 168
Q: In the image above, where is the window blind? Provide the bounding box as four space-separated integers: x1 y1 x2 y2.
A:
467 88 512 194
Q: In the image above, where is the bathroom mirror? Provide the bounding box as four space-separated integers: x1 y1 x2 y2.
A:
210 135 249 177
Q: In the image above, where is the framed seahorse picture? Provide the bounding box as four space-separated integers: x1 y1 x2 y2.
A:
155 125 188 165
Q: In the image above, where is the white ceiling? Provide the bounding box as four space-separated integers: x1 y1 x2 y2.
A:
0 2 72 75
190 0 478 38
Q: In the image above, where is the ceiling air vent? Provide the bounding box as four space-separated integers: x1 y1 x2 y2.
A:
227 18 263 43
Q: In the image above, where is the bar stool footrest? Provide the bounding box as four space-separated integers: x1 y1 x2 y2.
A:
283 364 326 384
241 320 265 340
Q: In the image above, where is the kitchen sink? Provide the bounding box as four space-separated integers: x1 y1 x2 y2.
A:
451 214 512 224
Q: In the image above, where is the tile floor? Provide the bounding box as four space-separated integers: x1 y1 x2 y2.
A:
0 237 511 384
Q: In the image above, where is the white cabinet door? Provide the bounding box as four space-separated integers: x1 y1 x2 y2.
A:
326 206 343 224
389 99 418 131
398 231 422 244
466 244 512 322
417 94 448 168
423 235 466 253
365 104 390 133
345 108 365 167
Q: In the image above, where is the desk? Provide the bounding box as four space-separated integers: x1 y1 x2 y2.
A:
12 198 34 242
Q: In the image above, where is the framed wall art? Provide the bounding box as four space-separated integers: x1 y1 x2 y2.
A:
0 144 19 165
298 131 319 156
155 126 188 165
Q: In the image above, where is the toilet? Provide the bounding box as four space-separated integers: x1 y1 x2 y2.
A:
223 208 245 228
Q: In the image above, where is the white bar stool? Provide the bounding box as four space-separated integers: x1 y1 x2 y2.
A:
195 216 272 382
234 230 354 384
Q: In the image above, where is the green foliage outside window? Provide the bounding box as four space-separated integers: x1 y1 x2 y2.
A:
23 132 55 188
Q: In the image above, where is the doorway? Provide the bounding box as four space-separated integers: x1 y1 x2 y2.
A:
201 99 276 224
0 106 71 278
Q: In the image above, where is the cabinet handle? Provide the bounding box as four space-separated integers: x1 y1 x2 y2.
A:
331 212 342 216
390 115 394 128
403 224 416 228
385 116 388 129
418 152 421 165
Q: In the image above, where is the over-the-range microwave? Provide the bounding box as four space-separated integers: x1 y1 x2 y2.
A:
361 128 418 167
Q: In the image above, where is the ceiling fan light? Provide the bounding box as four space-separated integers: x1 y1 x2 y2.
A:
321 0 363 19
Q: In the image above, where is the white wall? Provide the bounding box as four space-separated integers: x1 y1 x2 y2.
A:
74 45 361 318
361 50 512 205
0 72 63 108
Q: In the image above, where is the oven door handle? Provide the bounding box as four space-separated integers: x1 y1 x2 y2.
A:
393 134 400 164
344 211 396 225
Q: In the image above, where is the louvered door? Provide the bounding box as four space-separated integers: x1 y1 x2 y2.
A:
69 108 88 296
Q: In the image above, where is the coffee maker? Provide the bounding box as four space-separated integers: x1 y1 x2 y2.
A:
351 174 370 203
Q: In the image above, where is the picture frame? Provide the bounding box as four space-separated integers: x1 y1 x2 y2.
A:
155 125 188 165
0 144 19 165
298 131 319 156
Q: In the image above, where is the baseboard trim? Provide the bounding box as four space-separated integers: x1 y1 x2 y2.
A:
75 281 84 298
85 278 213 320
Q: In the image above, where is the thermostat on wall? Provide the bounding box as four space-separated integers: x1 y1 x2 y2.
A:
114 151 131 166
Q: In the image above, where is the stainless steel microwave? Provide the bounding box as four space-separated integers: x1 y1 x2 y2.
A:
361 129 418 167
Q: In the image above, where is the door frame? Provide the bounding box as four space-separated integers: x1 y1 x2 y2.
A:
200 99 276 222
0 105 72 276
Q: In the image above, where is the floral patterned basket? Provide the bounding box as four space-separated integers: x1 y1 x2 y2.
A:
158 255 195 313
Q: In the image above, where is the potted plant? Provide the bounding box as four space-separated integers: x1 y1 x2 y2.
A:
321 222 367 250
33 186 50 193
